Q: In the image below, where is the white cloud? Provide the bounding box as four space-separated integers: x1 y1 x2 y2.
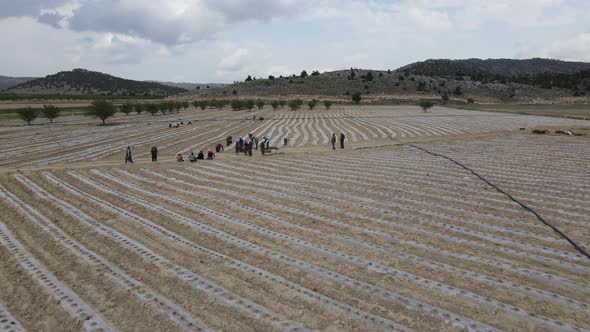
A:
517 33 590 62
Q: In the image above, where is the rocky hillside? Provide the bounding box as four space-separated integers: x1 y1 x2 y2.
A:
0 75 38 91
148 81 225 91
189 68 579 103
6 69 186 96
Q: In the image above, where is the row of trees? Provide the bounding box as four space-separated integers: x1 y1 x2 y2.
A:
16 105 61 125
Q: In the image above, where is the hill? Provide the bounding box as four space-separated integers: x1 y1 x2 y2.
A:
399 58 590 78
147 81 225 91
0 75 38 91
6 69 186 96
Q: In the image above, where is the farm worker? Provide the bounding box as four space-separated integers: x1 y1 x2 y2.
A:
207 149 216 160
197 150 205 160
176 153 184 162
260 141 266 155
216 143 224 152
188 151 197 162
283 134 289 146
252 136 259 150
125 146 133 163
331 134 336 150
340 133 346 149
226 136 233 146
150 146 158 162
263 136 270 149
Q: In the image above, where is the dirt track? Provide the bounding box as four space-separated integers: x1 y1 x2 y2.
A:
1 105 589 331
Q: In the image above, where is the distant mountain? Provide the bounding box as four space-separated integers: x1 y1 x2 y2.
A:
147 81 225 91
0 75 38 91
398 58 590 78
6 69 186 96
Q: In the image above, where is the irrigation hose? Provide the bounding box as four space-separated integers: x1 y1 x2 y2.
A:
410 144 590 261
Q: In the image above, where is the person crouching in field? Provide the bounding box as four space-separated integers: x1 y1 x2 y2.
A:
176 153 184 162
197 150 205 160
151 146 158 162
188 151 197 162
125 146 133 163
207 149 216 160
216 143 224 153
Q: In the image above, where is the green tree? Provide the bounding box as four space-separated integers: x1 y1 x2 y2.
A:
256 99 265 110
365 71 374 81
245 75 253 82
198 100 208 110
278 100 287 108
417 100 434 113
146 103 159 115
41 105 60 123
441 93 449 104
159 102 168 115
167 101 175 113
453 86 463 96
230 99 244 111
245 99 255 111
271 100 280 109
17 107 40 125
135 103 144 115
174 101 182 113
300 70 308 78
120 103 133 115
86 100 116 125
351 92 362 104
323 100 333 110
182 101 189 109
307 99 318 110
288 99 303 111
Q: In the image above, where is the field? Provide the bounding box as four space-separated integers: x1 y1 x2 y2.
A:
453 103 590 120
1 105 589 331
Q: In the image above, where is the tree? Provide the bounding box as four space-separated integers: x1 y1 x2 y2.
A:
146 103 159 116
134 103 144 115
41 105 60 123
174 102 182 113
256 99 265 110
159 102 168 115
245 99 255 111
230 100 244 111
86 100 116 125
365 71 374 81
120 103 133 115
167 101 175 113
182 101 190 109
307 99 318 110
311 71 321 76
271 100 280 109
453 86 463 96
288 99 303 111
300 70 308 78
198 100 208 110
441 93 449 104
351 92 362 104
268 75 275 80
324 100 333 110
245 75 253 82
278 100 287 108
17 107 40 125
417 100 434 113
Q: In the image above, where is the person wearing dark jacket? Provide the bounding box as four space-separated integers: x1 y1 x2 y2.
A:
150 146 158 162
197 150 205 160
340 133 346 149
331 133 336 150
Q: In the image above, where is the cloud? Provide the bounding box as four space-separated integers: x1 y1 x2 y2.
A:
517 33 590 62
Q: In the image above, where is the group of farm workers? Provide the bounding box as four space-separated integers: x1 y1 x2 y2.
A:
123 131 346 164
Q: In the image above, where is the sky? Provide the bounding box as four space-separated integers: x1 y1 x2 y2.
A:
0 0 589 83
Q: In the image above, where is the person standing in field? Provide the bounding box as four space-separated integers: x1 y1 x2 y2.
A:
340 132 346 149
125 146 133 163
150 146 158 162
331 133 336 150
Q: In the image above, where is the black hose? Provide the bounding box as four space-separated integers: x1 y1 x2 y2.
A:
410 144 590 261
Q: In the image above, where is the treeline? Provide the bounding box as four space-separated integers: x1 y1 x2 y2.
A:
0 93 165 101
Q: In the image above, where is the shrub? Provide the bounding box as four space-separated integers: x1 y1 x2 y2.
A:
86 100 116 125
417 100 434 113
41 105 60 123
351 92 362 104
307 99 318 110
323 100 333 110
453 86 463 96
271 100 280 109
288 99 303 110
198 100 208 110
182 101 189 109
159 102 168 114
300 70 308 78
278 100 287 108
17 107 40 125
467 98 475 103
256 99 265 110
441 93 449 104
311 71 320 76
120 103 133 115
